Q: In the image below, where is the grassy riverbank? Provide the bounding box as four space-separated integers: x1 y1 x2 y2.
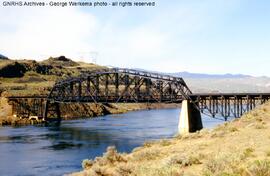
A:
70 102 270 176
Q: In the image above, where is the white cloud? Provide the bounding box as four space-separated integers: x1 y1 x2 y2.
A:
0 3 97 61
2 0 266 76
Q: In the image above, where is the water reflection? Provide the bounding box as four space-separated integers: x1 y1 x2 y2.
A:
0 108 225 176
42 125 122 150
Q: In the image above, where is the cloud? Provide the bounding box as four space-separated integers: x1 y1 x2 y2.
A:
1 0 221 66
2 0 266 76
0 2 97 61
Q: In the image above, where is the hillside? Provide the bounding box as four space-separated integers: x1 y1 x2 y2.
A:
71 102 270 176
0 56 107 96
0 54 8 60
0 58 177 125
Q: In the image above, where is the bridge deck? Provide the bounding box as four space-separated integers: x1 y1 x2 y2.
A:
7 93 270 100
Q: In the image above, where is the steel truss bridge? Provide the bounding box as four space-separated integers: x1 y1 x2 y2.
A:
7 68 270 121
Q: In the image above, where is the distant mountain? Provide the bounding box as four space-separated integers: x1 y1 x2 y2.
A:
172 71 251 79
171 72 270 93
132 68 251 79
131 67 270 93
0 54 8 60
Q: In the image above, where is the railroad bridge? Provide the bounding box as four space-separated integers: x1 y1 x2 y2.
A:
7 68 270 133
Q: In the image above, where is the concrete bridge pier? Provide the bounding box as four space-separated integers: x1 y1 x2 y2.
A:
178 100 203 134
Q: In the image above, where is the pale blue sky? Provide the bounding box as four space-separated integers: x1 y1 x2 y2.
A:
1 0 270 76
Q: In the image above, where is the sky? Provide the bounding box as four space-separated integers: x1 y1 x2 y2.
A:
1 0 270 76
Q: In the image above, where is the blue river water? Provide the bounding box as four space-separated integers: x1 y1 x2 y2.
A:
0 108 225 176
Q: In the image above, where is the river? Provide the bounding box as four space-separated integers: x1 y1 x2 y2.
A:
0 108 226 176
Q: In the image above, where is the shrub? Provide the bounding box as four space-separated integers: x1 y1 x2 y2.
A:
229 127 239 132
143 141 155 147
133 148 161 161
165 154 201 167
255 122 266 129
247 160 270 176
262 107 268 112
116 163 133 176
252 112 259 117
136 166 184 176
82 159 94 169
210 131 226 138
242 147 255 159
199 128 210 136
99 146 126 165
91 165 108 175
160 139 172 146
202 153 243 176
265 150 270 157
255 116 263 122
81 146 126 171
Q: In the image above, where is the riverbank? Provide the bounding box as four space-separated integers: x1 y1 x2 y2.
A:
0 94 179 126
0 56 181 126
60 103 179 120
71 102 270 176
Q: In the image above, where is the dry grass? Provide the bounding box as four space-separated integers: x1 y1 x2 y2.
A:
247 159 270 176
0 58 106 96
70 101 270 176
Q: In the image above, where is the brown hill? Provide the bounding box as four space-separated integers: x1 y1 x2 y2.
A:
0 56 107 96
41 56 79 67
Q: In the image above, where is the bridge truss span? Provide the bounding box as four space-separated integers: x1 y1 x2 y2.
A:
7 68 270 122
48 68 192 103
